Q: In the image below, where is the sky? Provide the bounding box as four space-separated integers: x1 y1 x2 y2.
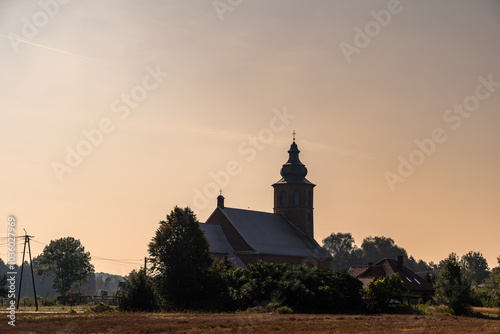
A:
1 0 499 275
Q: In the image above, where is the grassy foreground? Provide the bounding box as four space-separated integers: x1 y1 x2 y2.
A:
1 307 499 333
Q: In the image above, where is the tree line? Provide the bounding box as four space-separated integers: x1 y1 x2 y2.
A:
322 232 493 286
118 206 500 315
322 232 437 272
2 206 499 315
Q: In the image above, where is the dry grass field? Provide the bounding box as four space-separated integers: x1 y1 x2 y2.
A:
1 310 499 334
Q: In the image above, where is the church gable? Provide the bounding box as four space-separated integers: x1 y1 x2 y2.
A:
205 207 254 252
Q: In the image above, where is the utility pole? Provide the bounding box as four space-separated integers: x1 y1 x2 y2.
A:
16 230 38 311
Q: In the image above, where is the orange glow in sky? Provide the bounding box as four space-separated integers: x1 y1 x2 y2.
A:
1 1 499 275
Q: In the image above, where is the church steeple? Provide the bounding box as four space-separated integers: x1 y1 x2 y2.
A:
272 132 316 238
280 140 309 182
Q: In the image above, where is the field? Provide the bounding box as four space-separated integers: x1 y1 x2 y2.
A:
1 309 499 334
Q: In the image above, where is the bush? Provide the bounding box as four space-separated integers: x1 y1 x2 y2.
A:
276 306 294 314
118 269 158 312
363 274 407 312
20 296 35 307
90 302 114 313
41 297 57 306
217 261 364 313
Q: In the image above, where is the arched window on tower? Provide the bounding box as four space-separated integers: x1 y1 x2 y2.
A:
294 190 300 206
280 190 286 206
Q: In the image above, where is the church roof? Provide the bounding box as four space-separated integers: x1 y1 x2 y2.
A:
199 223 247 268
219 207 330 259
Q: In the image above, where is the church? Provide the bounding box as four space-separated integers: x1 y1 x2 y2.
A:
200 136 331 269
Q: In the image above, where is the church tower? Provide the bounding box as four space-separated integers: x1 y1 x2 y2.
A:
272 133 316 238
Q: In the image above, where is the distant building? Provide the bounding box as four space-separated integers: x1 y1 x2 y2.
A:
348 256 434 304
200 136 331 269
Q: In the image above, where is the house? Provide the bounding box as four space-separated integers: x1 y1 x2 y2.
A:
199 136 331 269
348 256 434 304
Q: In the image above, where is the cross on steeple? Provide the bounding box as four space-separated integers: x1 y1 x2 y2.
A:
292 130 296 141
219 189 223 196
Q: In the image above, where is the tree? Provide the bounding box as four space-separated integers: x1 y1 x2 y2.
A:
460 251 490 285
435 253 472 315
118 269 158 311
363 274 407 311
360 236 435 272
322 232 362 271
482 256 500 307
322 233 435 272
34 237 94 296
0 274 8 298
148 206 213 308
360 236 408 264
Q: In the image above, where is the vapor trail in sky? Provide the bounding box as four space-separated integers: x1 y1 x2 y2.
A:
0 33 106 64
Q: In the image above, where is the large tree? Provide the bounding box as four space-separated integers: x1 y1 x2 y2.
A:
435 253 472 315
460 251 490 285
34 237 94 296
148 206 213 308
322 232 362 271
360 236 408 264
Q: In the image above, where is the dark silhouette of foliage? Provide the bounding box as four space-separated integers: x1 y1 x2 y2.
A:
360 236 408 264
363 274 407 311
148 206 213 309
204 257 239 310
435 253 472 315
222 261 364 313
322 232 363 271
0 274 7 298
322 233 436 272
493 256 500 304
460 251 490 285
479 256 500 307
118 269 158 311
34 237 94 296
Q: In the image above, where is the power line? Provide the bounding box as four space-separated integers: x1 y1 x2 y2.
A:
2 237 144 268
